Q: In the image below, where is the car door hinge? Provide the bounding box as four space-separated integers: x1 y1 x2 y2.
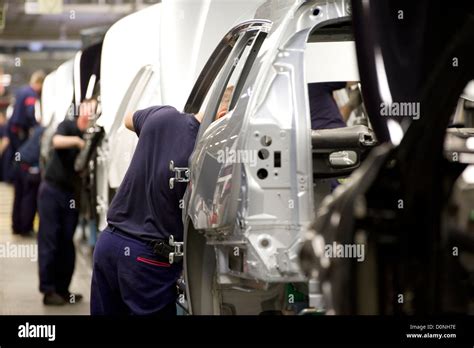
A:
168 235 184 264
169 160 190 189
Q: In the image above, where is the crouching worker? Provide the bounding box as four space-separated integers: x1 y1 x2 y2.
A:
90 104 199 316
38 112 87 305
91 87 233 316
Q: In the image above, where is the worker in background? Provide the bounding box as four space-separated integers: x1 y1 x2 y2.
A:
0 69 8 182
7 71 45 234
0 112 7 182
308 81 361 129
309 82 362 193
11 123 44 236
37 107 87 306
91 86 234 315
0 68 4 97
2 105 14 183
9 71 43 140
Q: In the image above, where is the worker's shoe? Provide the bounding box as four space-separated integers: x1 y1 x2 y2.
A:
43 292 67 306
60 292 83 304
19 230 36 238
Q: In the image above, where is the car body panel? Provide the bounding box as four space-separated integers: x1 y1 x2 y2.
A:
160 0 265 110
53 59 75 125
40 59 75 167
183 0 353 292
95 0 267 230
305 41 359 83
95 4 163 229
40 70 57 127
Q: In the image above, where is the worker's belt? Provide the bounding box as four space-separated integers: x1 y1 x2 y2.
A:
20 163 30 171
9 125 26 139
109 225 183 264
148 236 184 264
10 125 21 134
149 240 174 259
20 163 40 174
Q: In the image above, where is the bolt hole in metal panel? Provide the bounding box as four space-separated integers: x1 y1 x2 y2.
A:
258 148 270 160
260 135 272 146
257 168 268 179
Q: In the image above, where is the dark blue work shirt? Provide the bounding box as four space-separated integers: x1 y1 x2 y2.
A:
9 86 38 150
44 118 83 193
10 85 38 129
18 125 44 167
107 106 200 242
308 82 346 130
0 124 5 182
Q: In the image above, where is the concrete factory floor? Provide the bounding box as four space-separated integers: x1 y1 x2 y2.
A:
0 182 92 314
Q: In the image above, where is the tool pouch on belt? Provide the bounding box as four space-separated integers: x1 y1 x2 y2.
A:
150 240 172 258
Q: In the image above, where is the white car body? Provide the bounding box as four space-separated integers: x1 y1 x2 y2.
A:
40 59 75 164
95 0 266 230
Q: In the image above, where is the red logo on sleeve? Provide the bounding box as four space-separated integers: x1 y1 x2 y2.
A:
24 96 37 106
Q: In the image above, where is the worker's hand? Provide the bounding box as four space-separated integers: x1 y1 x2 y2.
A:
346 84 362 110
76 137 86 150
79 99 97 118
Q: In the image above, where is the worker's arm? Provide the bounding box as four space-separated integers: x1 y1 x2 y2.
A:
0 136 9 155
52 134 85 150
339 82 362 122
340 104 353 122
124 106 167 136
124 111 135 132
25 95 38 129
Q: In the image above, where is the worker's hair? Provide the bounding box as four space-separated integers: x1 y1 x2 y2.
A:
30 70 46 85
